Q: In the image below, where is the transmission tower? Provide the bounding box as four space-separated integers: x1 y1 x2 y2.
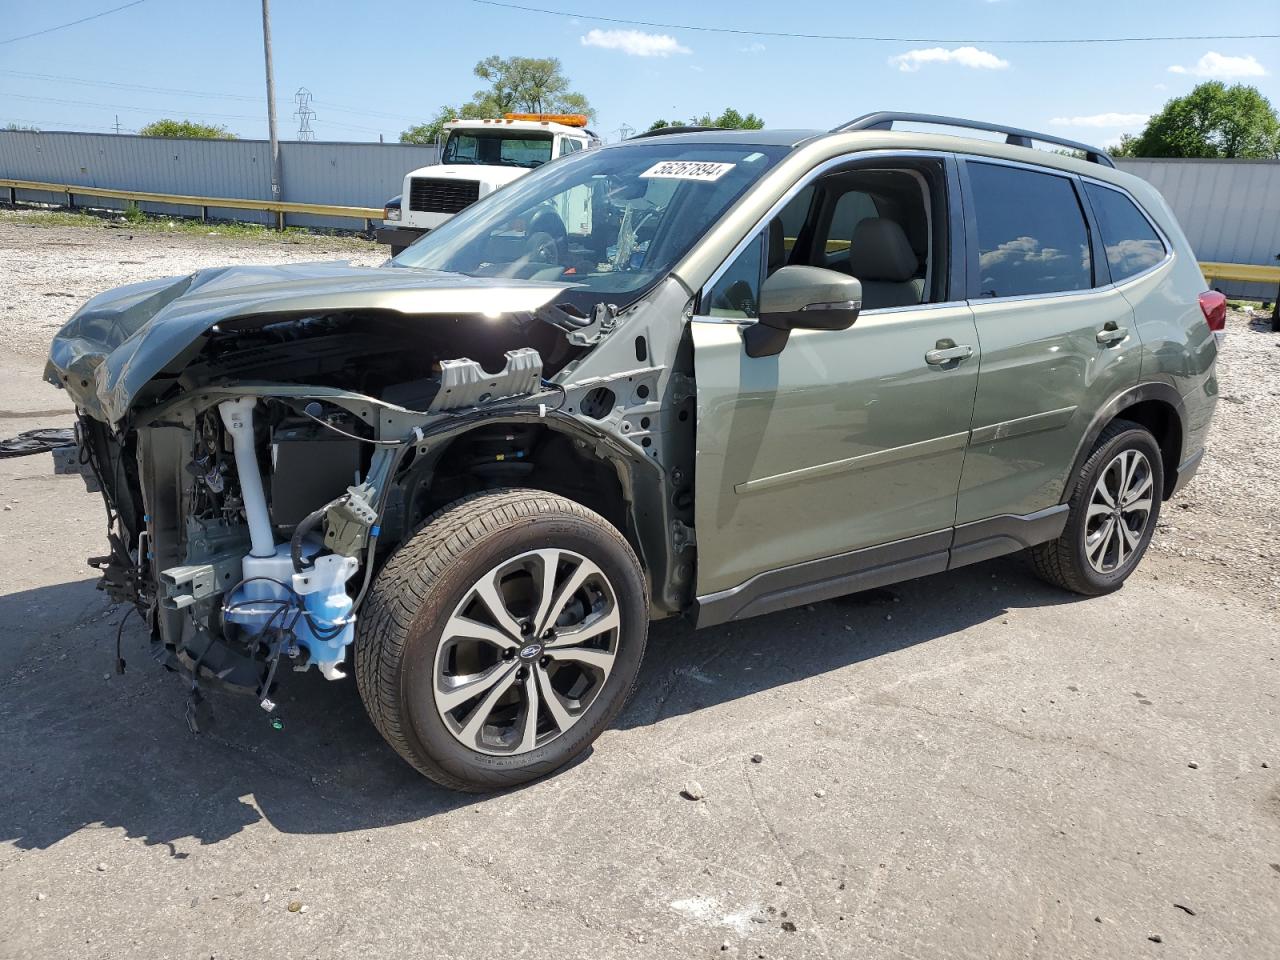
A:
293 87 316 141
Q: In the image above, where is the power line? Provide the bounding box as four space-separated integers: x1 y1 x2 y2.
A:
2 116 138 133
0 0 147 46
469 0 1280 44
0 68 262 102
0 91 390 135
0 68 424 123
1 91 265 123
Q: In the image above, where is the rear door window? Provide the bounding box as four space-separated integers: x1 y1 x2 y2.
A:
1083 182 1166 282
967 162 1092 298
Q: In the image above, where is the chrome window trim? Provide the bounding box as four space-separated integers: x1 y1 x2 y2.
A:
690 298 970 325
966 285 1117 308
693 149 952 314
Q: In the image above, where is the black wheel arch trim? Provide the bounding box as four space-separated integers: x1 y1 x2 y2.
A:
398 409 686 619
1061 382 1186 504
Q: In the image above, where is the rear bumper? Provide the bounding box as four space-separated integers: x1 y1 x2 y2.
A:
1170 447 1205 497
374 225 428 248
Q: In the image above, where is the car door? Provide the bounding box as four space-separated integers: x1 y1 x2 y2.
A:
691 154 981 613
955 158 1142 527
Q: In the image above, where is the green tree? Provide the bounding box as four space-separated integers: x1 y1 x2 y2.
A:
1125 82 1279 158
1110 133 1141 158
400 103 493 143
401 55 594 142
647 108 764 132
139 119 237 140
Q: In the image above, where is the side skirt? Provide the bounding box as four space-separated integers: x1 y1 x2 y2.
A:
693 505 1068 629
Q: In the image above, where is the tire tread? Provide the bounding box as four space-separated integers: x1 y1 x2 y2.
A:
354 488 645 792
1029 419 1159 596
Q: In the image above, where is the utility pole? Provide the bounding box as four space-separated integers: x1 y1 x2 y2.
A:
113 114 122 135
261 0 282 204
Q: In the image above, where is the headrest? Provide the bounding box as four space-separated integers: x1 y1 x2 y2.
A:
847 217 918 283
767 217 786 272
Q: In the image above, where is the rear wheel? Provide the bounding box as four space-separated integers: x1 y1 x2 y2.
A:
355 489 648 791
1030 421 1164 595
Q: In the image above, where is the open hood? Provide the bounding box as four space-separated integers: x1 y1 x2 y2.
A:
46 261 573 423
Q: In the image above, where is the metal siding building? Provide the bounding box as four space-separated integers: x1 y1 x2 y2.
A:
3 132 1278 296
0 131 438 227
1115 158 1280 299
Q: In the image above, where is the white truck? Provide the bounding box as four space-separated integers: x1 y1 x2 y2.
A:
377 113 600 255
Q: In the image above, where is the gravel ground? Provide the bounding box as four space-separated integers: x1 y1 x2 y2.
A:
2 220 1277 960
0 211 383 365
1152 306 1280 608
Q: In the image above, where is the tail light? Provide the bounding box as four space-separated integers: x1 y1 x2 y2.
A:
1198 290 1227 345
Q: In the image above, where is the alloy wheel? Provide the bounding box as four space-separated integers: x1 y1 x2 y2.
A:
432 548 620 756
1084 448 1155 574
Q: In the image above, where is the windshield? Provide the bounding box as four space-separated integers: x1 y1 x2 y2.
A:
442 130 553 168
393 141 790 313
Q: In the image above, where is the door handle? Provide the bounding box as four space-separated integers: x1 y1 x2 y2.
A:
925 341 974 365
1096 322 1129 345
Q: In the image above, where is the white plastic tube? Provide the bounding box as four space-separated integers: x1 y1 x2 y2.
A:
218 398 275 558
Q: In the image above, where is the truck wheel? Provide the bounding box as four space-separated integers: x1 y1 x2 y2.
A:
389 245 406 256
1030 420 1164 596
355 489 648 791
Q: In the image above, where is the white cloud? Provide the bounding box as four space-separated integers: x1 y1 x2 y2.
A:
889 46 1010 72
580 28 690 57
739 41 766 54
1168 51 1267 78
1049 112 1149 128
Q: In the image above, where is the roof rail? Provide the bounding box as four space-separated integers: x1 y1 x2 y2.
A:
831 112 1115 168
628 125 728 140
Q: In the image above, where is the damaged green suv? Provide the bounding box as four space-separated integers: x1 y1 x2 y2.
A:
48 114 1219 791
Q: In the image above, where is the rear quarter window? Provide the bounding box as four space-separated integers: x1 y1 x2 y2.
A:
1084 182 1167 282
967 161 1092 298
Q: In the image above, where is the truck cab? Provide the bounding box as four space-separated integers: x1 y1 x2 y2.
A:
377 113 599 254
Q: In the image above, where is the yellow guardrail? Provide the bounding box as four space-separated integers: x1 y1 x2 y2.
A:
1200 260 1280 286
2 177 1279 282
0 177 384 229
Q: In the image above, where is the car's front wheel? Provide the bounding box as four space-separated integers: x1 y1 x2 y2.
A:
1030 420 1164 595
355 489 648 791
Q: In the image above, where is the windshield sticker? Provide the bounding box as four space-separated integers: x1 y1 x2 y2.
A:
639 160 736 182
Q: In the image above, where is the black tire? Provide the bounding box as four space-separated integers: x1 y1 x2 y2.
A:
355 489 648 791
389 244 406 257
1030 420 1164 596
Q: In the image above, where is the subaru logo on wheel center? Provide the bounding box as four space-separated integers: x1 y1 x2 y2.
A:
518 643 543 660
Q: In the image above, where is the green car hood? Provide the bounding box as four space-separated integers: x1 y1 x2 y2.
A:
45 261 572 424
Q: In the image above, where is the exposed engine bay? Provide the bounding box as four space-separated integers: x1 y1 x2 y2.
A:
49 264 696 724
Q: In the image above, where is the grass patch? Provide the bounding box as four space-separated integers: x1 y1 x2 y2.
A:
0 205 376 249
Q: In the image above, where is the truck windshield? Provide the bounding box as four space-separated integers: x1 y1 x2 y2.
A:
393 142 791 313
442 130 553 168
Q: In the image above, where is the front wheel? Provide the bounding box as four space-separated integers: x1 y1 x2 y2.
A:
1030 420 1164 595
355 489 648 791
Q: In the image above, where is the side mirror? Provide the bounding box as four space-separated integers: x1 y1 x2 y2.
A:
743 265 862 358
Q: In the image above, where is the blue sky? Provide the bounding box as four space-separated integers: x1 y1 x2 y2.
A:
2 0 1278 148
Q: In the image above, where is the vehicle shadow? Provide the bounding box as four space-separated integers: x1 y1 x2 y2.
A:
0 555 1083 853
617 553 1083 730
